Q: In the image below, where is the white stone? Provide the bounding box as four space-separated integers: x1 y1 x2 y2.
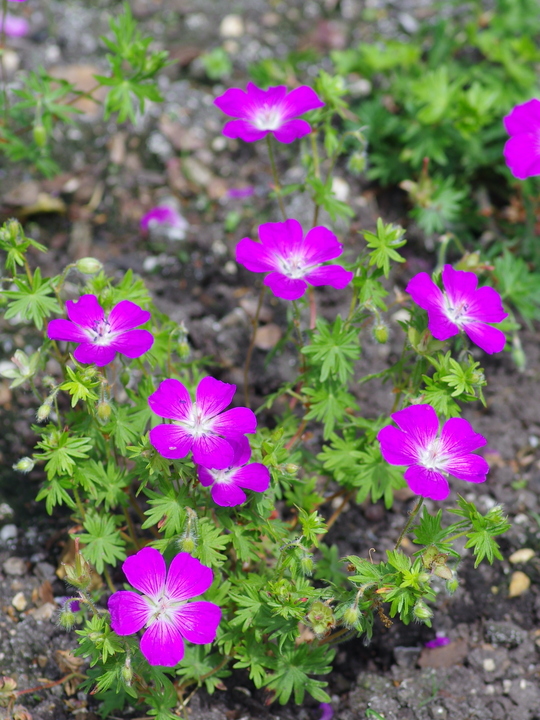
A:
220 15 244 38
0 524 17 541
483 658 496 672
331 177 350 202
12 592 27 612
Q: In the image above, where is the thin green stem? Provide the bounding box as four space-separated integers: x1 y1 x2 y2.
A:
73 486 86 521
310 132 321 226
0 0 9 124
394 496 424 550
308 287 317 330
267 134 287 220
123 507 141 550
103 566 116 593
243 284 266 408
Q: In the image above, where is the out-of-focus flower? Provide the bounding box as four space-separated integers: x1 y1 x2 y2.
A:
503 99 540 179
47 294 154 367
140 205 189 241
406 265 507 354
0 14 29 37
214 83 324 143
377 404 489 501
197 435 270 506
227 186 255 199
108 547 221 667
318 703 334 720
149 376 257 469
425 636 451 648
236 218 353 300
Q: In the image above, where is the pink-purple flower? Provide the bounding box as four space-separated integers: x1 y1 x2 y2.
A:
503 99 540 180
425 636 451 648
0 14 29 36
140 205 188 240
149 377 257 469
214 83 324 144
377 404 489 501
196 435 270 506
47 294 154 367
236 219 353 300
406 265 507 354
108 547 221 667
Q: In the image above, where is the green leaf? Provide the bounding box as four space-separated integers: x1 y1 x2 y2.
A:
35 429 93 479
60 366 99 407
142 487 188 536
194 518 230 568
362 219 406 277
302 316 361 384
78 512 126 573
264 644 334 705
4 267 61 329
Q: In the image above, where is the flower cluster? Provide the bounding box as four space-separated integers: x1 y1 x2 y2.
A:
108 547 220 666
503 99 540 180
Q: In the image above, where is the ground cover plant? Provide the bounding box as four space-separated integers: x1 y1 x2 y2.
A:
1 1 540 719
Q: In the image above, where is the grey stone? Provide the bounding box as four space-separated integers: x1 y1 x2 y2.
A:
2 556 27 576
0 524 17 542
485 621 527 648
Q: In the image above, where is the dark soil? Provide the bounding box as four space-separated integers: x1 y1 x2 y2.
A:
1 1 539 719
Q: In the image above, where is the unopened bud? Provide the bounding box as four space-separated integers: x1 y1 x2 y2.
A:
342 604 361 628
96 399 112 423
76 257 103 275
13 457 34 473
299 553 314 576
7 219 21 241
121 656 133 686
33 124 47 148
347 151 366 175
63 541 92 590
373 323 389 344
58 607 76 629
180 536 196 554
433 564 453 580
284 464 299 475
36 400 52 423
418 572 430 584
178 341 190 359
446 578 459 593
413 600 433 621
307 601 335 636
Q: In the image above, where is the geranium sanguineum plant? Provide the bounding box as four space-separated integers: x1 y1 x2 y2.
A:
503 98 540 179
149 376 257 468
108 548 221 666
214 83 324 143
377 404 489 500
196 435 270 506
236 219 353 300
406 265 507 354
47 294 154 366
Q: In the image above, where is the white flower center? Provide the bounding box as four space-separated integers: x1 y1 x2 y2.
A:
177 402 213 438
208 467 235 485
278 253 309 279
417 438 449 471
253 103 284 130
147 595 184 625
443 296 470 327
86 319 117 346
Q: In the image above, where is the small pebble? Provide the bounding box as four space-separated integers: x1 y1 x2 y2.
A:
508 548 535 564
508 571 531 597
219 14 245 38
483 658 496 672
3 557 27 576
11 592 27 612
0 524 17 542
29 602 56 621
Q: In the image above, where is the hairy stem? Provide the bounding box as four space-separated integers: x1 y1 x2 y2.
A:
267 134 287 221
394 496 424 550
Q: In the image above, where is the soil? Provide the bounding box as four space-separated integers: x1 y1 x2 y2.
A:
0 1 539 719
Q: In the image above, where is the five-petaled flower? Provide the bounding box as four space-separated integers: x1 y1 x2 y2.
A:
149 376 257 469
503 99 540 180
406 265 507 354
196 435 270 506
47 294 154 367
377 404 489 501
236 218 353 300
214 83 324 144
108 547 221 667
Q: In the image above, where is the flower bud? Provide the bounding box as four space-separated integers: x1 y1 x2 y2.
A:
58 607 76 629
373 323 389 344
63 542 92 590
7 220 21 241
121 656 133 686
284 464 299 475
299 553 314 576
446 578 459 593
76 257 103 275
180 536 196 554
433 564 453 580
347 152 366 175
12 457 34 473
33 124 47 148
413 600 433 621
36 400 52 423
178 341 190 359
342 604 361 628
96 399 112 423
307 601 335 636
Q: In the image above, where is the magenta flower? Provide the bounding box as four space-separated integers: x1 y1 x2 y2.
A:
196 435 270 506
108 548 221 667
377 404 489 501
425 636 451 648
0 14 29 37
227 186 255 199
47 295 154 367
503 99 540 179
236 219 353 300
318 704 334 720
149 377 257 469
214 83 324 144
140 205 188 239
406 265 507 354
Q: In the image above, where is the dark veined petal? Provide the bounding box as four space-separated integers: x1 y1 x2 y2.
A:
390 405 439 453
148 378 192 421
165 552 214 601
108 301 151 332
73 343 116 367
65 294 104 328
171 601 221 644
439 417 487 456
404 465 450 501
108 590 152 635
195 376 235 419
302 226 343 264
264 272 307 300
122 547 166 600
109 329 154 358
139 620 185 666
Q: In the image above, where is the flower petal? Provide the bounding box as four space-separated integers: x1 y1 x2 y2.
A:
467 286 507 324
229 435 252 465
391 404 440 452
149 424 193 459
196 376 236 419
165 552 214 601
443 453 489 483
171 601 221 644
191 435 234 469
47 318 88 343
503 99 540 136
197 466 216 487
66 295 104 328
272 119 312 143
302 226 344 264
264 272 307 300
211 483 247 506
503 134 540 179
122 547 166 600
236 237 277 273
440 417 487 455
108 590 152 635
404 466 450 501
108 301 151 332
407 272 459 340
304 265 354 289
222 119 268 142
441 265 478 306
140 620 185 666
231 463 271 492
73 343 116 366
149 379 192 421
214 87 251 118
463 322 506 354
280 85 325 118
109 329 154 358
259 219 303 257
211 407 258 437
377 425 418 466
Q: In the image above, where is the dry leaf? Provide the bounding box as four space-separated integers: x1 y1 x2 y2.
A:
254 323 282 350
508 571 531 597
